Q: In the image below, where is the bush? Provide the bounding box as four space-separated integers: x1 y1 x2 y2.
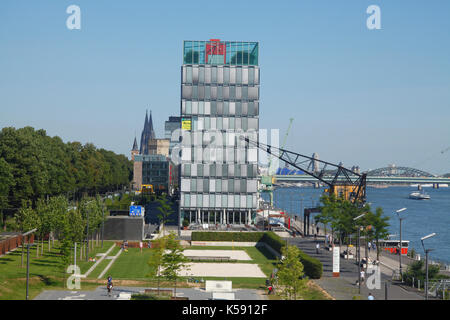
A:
191 231 323 279
131 294 160 300
298 251 323 279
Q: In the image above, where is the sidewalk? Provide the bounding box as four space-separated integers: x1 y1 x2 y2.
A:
287 236 424 300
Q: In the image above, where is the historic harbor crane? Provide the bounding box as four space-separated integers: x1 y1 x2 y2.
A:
244 137 367 205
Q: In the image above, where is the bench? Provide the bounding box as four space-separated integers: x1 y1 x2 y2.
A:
186 256 235 262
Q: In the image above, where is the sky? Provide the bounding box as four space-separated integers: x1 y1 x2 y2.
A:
1 0 449 175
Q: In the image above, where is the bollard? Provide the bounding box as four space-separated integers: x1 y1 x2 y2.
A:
418 280 420 291
412 277 414 288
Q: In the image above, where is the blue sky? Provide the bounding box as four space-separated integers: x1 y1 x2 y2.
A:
1 0 449 174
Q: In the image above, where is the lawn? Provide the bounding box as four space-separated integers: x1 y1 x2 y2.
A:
0 240 116 300
107 245 278 289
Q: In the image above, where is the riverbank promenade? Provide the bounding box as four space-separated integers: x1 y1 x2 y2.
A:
288 219 430 300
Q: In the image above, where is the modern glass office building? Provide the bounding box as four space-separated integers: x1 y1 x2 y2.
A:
180 39 259 226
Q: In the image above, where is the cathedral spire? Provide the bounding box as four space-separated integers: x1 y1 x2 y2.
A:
148 110 155 139
132 136 138 151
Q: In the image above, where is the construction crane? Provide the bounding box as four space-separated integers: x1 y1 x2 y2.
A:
246 137 366 205
260 118 294 206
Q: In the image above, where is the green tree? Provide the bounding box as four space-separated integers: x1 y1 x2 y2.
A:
363 206 390 260
156 195 174 235
276 245 307 300
14 201 40 265
147 236 167 296
160 233 190 298
403 260 441 287
0 158 14 209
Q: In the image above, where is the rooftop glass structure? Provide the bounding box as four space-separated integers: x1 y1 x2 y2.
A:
183 40 258 66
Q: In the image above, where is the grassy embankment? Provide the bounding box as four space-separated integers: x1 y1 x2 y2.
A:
0 240 116 300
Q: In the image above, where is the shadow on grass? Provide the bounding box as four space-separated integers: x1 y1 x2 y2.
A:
255 244 277 261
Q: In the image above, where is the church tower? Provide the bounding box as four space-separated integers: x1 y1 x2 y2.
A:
139 110 156 155
131 136 139 161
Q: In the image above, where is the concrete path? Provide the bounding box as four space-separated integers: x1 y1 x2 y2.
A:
98 248 123 279
34 286 266 300
288 236 425 300
81 243 116 278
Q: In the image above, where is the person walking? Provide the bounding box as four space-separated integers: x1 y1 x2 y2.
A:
268 285 273 295
360 270 365 284
316 242 320 254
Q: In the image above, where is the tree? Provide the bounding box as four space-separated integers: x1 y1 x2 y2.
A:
403 260 440 287
156 195 174 235
147 236 167 296
0 126 132 208
363 207 390 260
276 245 307 300
160 233 190 298
0 158 14 209
14 201 40 265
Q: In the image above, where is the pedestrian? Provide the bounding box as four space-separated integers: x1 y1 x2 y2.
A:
316 242 320 254
360 270 365 283
316 226 320 235
314 233 317 241
268 285 273 295
368 293 375 300
368 241 371 252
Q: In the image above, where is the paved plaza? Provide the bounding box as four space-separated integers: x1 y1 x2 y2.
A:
182 249 252 260
179 262 266 278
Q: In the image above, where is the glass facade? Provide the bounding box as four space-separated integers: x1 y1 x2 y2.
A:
183 40 258 66
135 154 170 192
180 39 259 225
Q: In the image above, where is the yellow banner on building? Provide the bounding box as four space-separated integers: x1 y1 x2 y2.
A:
182 118 191 130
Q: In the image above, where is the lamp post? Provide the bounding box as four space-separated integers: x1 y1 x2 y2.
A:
421 233 436 300
394 208 407 281
354 213 366 294
100 202 105 248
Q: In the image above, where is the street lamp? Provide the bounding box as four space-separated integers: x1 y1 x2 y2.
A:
421 232 436 300
394 208 407 281
354 213 366 294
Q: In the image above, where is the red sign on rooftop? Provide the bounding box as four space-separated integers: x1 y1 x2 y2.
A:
206 39 226 64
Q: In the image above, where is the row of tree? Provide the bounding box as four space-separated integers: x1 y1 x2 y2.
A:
315 195 390 260
14 195 106 270
0 126 133 209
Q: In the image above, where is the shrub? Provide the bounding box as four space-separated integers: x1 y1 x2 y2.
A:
298 251 323 279
131 294 160 300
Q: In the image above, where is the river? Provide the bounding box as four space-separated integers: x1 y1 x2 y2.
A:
263 186 450 264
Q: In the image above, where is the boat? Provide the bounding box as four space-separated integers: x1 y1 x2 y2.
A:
409 190 430 200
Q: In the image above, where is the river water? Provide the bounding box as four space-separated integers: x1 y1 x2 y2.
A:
263 186 450 264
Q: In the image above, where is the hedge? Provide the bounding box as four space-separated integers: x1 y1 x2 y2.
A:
191 231 323 279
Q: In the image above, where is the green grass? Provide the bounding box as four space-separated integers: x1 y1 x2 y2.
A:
107 248 155 280
107 245 278 289
0 240 115 300
89 245 122 279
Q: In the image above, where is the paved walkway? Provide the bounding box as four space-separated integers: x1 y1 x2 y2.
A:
34 286 266 300
287 236 425 300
